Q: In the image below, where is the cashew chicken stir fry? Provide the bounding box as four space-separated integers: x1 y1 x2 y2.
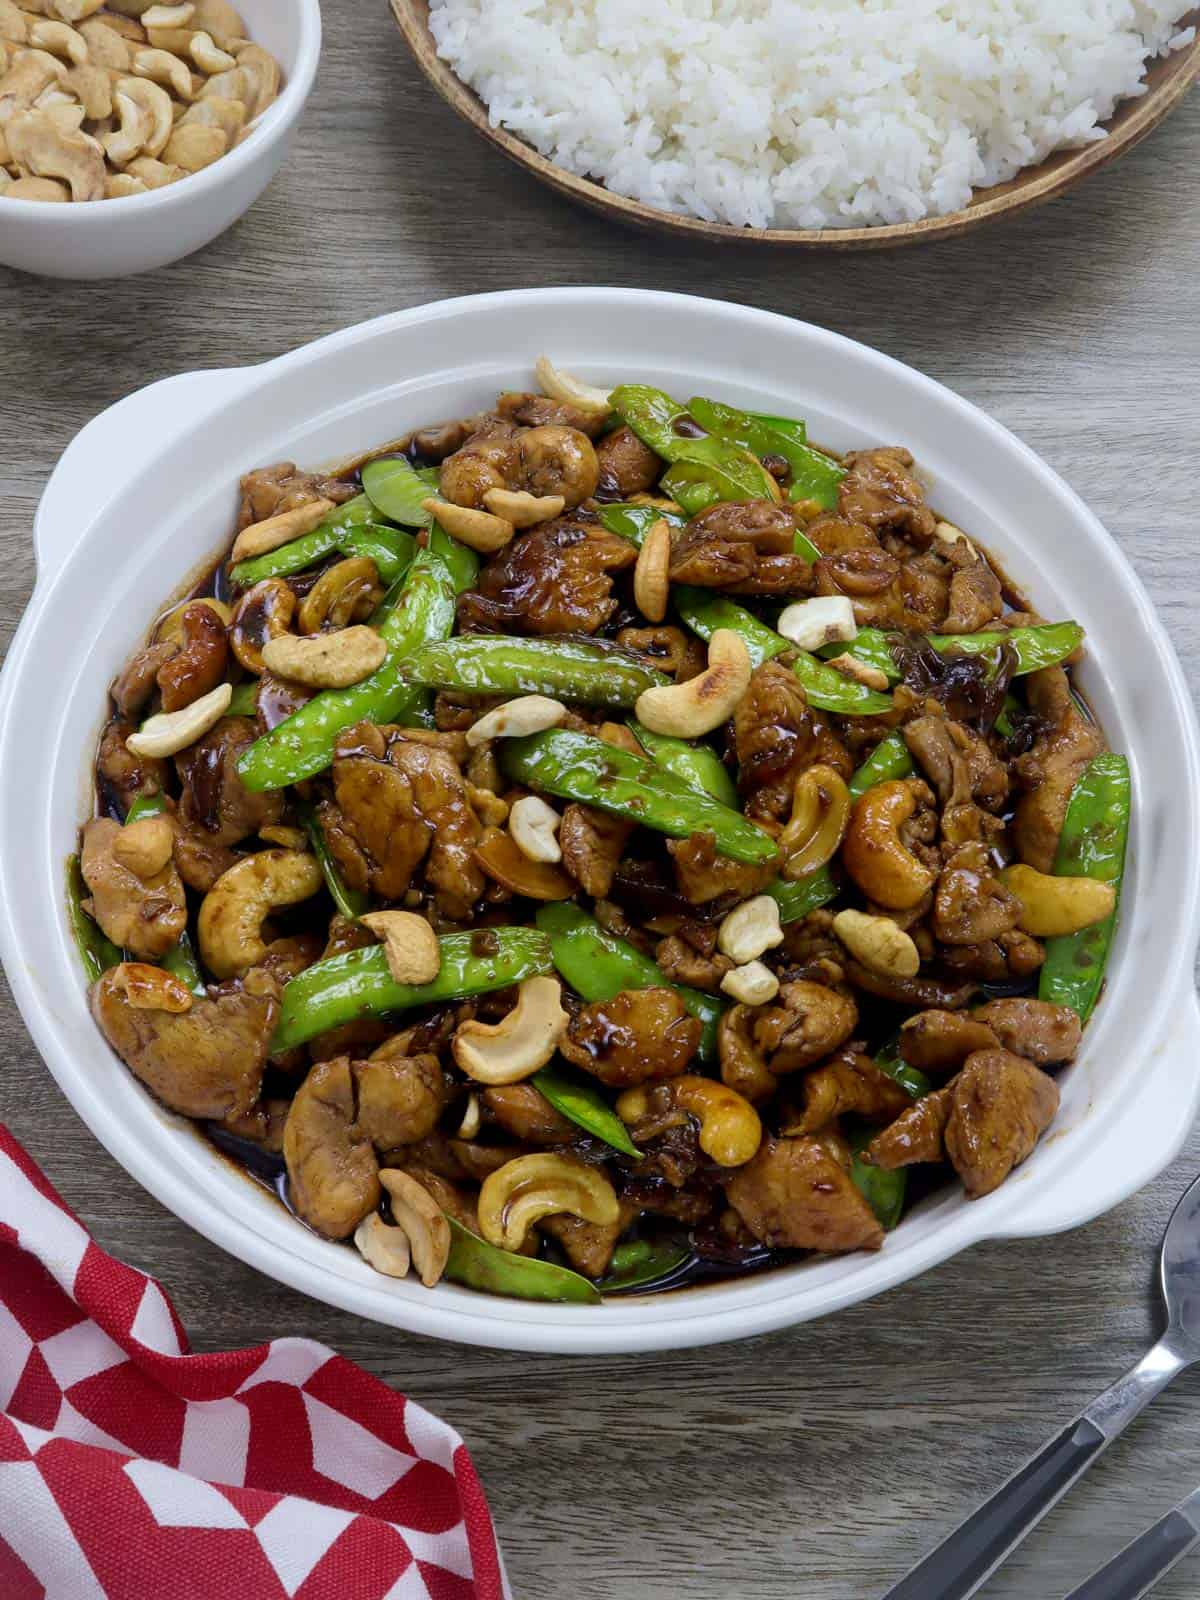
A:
71 360 1131 1304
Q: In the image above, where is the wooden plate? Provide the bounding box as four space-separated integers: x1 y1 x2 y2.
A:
390 0 1199 249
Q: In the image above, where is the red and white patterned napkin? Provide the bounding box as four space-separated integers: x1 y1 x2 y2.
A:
0 1125 508 1600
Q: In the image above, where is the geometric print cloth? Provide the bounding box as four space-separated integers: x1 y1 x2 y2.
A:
0 1126 509 1600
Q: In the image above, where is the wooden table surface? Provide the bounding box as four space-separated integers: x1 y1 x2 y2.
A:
2 7 1199 1596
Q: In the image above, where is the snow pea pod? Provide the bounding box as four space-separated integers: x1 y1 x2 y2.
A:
848 1124 906 1230
873 1039 932 1101
237 548 457 791
231 522 415 590
403 636 667 708
503 730 779 867
226 681 259 718
688 397 845 515
629 720 738 808
766 867 838 925
122 793 206 997
361 457 439 528
271 928 553 1053
66 854 121 982
821 622 1084 683
610 384 779 512
531 1063 640 1157
849 732 914 798
443 1216 601 1304
296 801 367 920
536 902 722 1062
1038 752 1130 1023
596 503 686 546
599 1237 693 1294
426 520 480 596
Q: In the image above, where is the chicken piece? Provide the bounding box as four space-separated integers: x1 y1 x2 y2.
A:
752 980 858 1076
110 639 177 719
176 716 283 848
594 424 663 496
283 1056 380 1240
940 932 1044 983
944 1049 1059 1198
844 959 978 1010
324 722 484 916
725 1136 884 1253
655 932 733 992
237 461 356 529
497 391 608 438
972 999 1082 1068
933 842 1022 945
173 827 240 894
92 965 276 1122
899 1010 1000 1075
734 660 851 826
540 1210 630 1278
1013 667 1106 872
726 555 823 598
668 832 778 907
80 817 187 962
897 548 953 632
782 1049 912 1134
668 501 806 590
616 625 707 682
943 540 1003 633
394 1163 480 1234
864 1088 953 1170
559 802 632 898
903 704 1008 846
717 1005 776 1103
836 446 936 546
559 987 701 1087
482 1084 576 1145
223 1097 290 1153
457 516 636 635
96 719 167 816
354 1047 449 1148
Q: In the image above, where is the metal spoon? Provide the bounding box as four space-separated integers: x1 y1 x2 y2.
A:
1062 1486 1200 1599
880 1173 1200 1600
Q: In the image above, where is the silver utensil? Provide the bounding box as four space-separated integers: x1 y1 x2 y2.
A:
880 1172 1200 1600
1062 1487 1200 1599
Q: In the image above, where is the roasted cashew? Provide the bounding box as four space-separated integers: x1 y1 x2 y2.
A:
132 45 192 99
478 1151 618 1252
635 628 751 738
777 595 857 651
229 578 295 674
109 961 193 1015
633 517 671 624
518 424 599 508
0 2 26 46
105 172 145 196
103 88 150 164
126 681 231 758
113 814 174 879
508 794 562 864
365 1171 451 1287
163 118 225 171
474 825 574 901
142 3 195 25
230 498 335 564
178 90 244 144
354 1209 410 1279
533 356 612 421
422 497 514 554
3 175 69 199
466 694 566 747
842 779 937 911
778 763 851 881
6 107 105 200
189 29 234 73
717 894 783 965
720 960 779 1006
28 19 89 64
234 42 280 119
833 908 920 980
360 910 441 985
125 154 185 189
617 1075 762 1167
198 848 323 978
452 975 568 1084
53 0 108 20
826 652 890 692
261 625 385 688
0 50 65 123
482 487 564 527
112 74 172 157
297 556 381 635
999 864 1117 938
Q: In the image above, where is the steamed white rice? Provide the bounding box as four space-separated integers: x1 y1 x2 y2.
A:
427 0 1195 229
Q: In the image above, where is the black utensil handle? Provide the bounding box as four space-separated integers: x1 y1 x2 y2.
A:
1064 1509 1200 1600
882 1418 1107 1600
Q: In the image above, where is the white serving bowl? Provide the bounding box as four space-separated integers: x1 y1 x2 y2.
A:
2 288 1198 1353
0 0 321 280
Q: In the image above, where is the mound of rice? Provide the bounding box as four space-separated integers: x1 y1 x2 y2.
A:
427 0 1195 229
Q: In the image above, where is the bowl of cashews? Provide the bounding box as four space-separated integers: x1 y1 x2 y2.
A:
0 0 320 279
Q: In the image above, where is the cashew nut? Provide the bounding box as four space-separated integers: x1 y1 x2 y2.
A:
360 910 441 986
778 763 851 881
142 3 195 25
633 516 670 624
230 498 335 564
999 864 1117 938
456 1093 481 1140
842 779 937 911
0 3 26 46
452 975 568 1085
533 355 612 420
718 894 783 965
54 0 111 21
234 42 280 119
258 824 306 850
105 171 146 195
482 487 564 528
508 794 562 864
297 556 381 635
28 19 89 64
5 106 105 200
720 960 780 1006
113 814 175 879
0 49 65 122
826 652 891 692
466 694 566 747
833 909 920 980
478 1151 619 1253
260 626 386 689
110 961 193 1014
178 90 244 143
354 1209 411 1279
189 28 234 73
162 117 225 171
379 1170 451 1286
125 154 184 188
126 681 231 758
133 45 192 99
475 825 574 901
3 175 69 199
102 88 149 166
197 847 322 978
421 497 515 554
114 75 172 157
617 1075 762 1167
635 628 751 738
777 595 857 651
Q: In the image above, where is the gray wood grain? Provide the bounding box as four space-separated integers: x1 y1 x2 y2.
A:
1 6 1198 1596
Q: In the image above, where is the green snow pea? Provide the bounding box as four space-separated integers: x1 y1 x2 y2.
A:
403 636 667 708
226 681 259 718
609 384 779 512
1038 752 1130 1023
443 1217 601 1304
821 622 1084 684
295 801 367 920
271 929 553 1053
426 520 481 595
629 720 738 808
361 457 440 528
596 503 687 546
849 732 914 798
873 1039 931 1102
687 397 846 515
231 521 415 590
66 855 121 982
237 548 457 791
122 793 206 997
766 867 839 925
503 730 778 866
598 1237 693 1293
848 1124 907 1230
536 902 722 1063
531 1063 640 1157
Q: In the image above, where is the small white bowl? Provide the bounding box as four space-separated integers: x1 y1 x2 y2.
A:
0 0 321 280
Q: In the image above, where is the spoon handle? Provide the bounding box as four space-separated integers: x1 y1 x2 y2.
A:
1062 1489 1200 1600
879 1339 1189 1600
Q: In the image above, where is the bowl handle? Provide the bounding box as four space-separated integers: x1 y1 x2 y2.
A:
34 367 258 583
989 987 1200 1240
